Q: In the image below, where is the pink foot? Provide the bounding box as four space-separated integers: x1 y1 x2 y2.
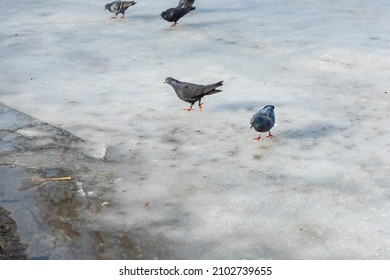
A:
266 131 274 138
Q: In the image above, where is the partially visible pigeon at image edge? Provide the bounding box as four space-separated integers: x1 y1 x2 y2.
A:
105 1 137 19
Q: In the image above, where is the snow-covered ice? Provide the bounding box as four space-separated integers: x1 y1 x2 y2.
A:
1 0 390 259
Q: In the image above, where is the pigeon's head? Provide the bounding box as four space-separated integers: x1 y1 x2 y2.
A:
104 3 110 10
164 77 179 85
263 105 275 111
259 105 275 115
160 11 167 20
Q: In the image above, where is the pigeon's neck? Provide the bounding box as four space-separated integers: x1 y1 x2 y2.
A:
170 80 179 87
171 83 180 90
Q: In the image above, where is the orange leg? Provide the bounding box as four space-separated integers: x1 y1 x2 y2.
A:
254 134 263 141
170 22 177 27
111 16 116 19
266 131 274 138
198 101 203 111
183 104 194 111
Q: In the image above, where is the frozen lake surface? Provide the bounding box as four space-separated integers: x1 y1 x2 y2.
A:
1 0 390 259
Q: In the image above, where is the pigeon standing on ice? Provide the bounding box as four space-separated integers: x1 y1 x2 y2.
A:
250 105 276 141
164 77 223 111
160 6 195 27
177 0 195 8
105 1 136 19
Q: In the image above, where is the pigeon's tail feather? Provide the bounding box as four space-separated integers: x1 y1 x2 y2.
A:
203 81 223 94
206 89 222 95
213 81 224 87
185 6 196 13
203 81 223 95
122 1 136 8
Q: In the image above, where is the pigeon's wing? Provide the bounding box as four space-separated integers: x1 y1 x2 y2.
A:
250 115 256 126
267 111 275 127
177 82 204 100
169 7 187 21
250 112 261 126
251 113 270 132
109 2 121 12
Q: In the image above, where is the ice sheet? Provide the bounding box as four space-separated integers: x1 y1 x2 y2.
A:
1 0 389 259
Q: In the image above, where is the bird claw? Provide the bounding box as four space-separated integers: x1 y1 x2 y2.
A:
183 107 194 111
266 132 274 138
170 23 177 27
254 132 274 141
198 103 203 111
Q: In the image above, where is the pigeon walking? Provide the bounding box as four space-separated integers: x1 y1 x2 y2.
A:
161 6 195 27
250 105 276 141
165 77 223 111
177 0 195 8
105 1 136 19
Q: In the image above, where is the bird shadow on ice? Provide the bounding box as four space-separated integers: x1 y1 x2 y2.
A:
212 101 276 112
130 14 161 21
188 19 240 28
197 7 250 14
282 123 344 140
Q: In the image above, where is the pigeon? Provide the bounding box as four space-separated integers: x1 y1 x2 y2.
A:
165 77 223 111
160 6 195 27
250 105 276 141
105 1 136 19
177 0 195 8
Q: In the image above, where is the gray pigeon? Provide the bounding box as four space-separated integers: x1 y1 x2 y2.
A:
250 105 275 140
105 1 136 19
165 77 223 111
177 0 195 8
160 6 195 27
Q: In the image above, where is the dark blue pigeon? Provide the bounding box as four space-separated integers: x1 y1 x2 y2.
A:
161 6 195 27
250 105 275 141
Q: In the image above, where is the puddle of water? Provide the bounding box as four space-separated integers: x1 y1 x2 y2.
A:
1 165 87 259
0 164 145 259
1 163 177 259
0 203 27 260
